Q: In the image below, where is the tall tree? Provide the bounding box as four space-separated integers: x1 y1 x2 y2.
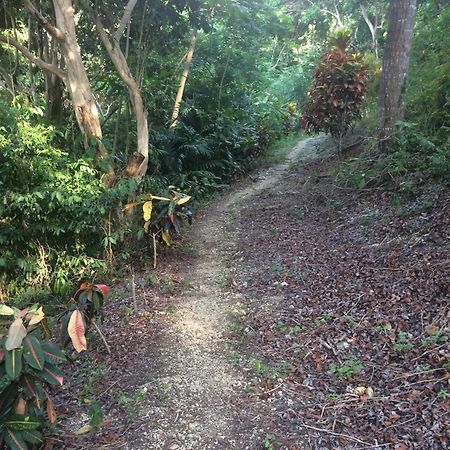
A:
0 0 106 160
88 0 149 178
378 0 417 148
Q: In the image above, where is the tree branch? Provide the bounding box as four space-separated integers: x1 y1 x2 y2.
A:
360 5 375 37
114 0 139 43
23 0 65 40
0 34 67 80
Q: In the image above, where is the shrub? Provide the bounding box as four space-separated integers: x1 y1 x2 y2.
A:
0 283 108 449
301 42 368 149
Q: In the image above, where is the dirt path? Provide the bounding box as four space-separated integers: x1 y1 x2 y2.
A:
126 136 325 450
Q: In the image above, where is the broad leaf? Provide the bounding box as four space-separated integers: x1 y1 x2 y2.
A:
123 202 139 211
94 284 109 299
40 364 63 386
23 336 45 371
27 307 45 327
162 230 172 246
4 428 27 450
5 318 27 350
4 414 41 430
14 396 26 415
21 429 42 445
0 385 17 422
150 195 170 201
20 375 44 408
5 348 23 380
143 201 153 221
0 304 14 316
74 424 94 435
176 195 191 205
67 309 87 353
41 341 66 365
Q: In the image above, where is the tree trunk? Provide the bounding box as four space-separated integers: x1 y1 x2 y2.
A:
52 0 105 160
170 29 197 128
90 3 149 178
360 5 378 57
39 29 64 119
378 0 417 149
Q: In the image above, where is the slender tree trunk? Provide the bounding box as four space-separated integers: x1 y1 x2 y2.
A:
170 29 197 128
90 5 149 178
40 30 63 119
360 5 378 57
378 0 417 149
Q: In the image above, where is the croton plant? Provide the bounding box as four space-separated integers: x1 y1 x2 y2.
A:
0 283 108 449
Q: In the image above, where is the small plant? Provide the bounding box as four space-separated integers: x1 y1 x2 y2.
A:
147 274 159 286
277 321 303 335
160 277 175 294
124 190 192 267
248 356 270 376
59 283 109 353
331 358 363 379
117 388 147 419
326 393 341 402
421 332 445 348
0 303 67 448
437 389 448 400
88 400 103 429
392 331 413 352
315 312 333 325
344 315 356 326
269 260 284 274
263 433 279 450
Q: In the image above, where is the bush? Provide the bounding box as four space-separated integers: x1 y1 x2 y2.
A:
0 101 128 301
301 42 368 148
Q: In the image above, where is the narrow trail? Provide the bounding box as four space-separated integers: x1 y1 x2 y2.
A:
130 136 325 449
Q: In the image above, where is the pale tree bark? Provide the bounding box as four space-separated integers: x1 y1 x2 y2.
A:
88 1 149 178
170 29 197 128
360 4 379 57
50 0 106 159
378 0 417 149
3 0 107 162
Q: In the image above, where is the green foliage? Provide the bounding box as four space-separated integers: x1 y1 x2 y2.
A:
301 46 368 142
392 331 413 352
0 304 66 448
127 190 192 249
88 401 103 429
407 2 450 144
330 357 363 379
0 282 108 448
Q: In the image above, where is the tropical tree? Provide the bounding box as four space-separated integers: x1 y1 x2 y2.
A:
378 0 418 148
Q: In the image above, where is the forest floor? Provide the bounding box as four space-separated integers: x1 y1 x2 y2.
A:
56 135 449 450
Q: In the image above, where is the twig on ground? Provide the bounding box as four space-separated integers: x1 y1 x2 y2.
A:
411 343 447 362
92 319 111 354
99 379 119 397
301 421 372 446
392 366 447 380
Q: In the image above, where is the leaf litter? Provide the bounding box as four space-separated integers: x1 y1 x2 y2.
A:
230 140 449 449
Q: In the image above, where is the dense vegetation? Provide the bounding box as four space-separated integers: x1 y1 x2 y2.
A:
1 0 447 303
0 0 449 447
